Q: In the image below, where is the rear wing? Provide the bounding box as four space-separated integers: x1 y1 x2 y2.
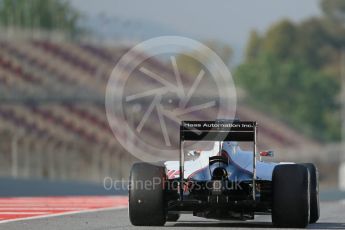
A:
180 121 256 142
179 120 258 200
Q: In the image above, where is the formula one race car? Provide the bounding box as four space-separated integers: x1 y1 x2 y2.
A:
129 120 319 228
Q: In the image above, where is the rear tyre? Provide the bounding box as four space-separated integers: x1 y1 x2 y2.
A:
129 162 166 226
166 213 180 222
272 164 310 228
301 163 320 223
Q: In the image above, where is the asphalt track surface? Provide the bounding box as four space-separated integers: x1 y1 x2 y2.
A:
0 201 344 230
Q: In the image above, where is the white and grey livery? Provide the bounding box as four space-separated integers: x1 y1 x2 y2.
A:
129 120 319 228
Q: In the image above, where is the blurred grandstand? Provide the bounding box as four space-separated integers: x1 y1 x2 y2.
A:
0 35 341 187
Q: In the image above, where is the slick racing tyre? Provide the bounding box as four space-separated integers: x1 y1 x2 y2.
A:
301 163 320 223
129 162 166 226
272 164 310 228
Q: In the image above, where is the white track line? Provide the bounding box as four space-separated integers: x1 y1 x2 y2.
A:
0 212 48 215
0 206 127 224
0 208 82 211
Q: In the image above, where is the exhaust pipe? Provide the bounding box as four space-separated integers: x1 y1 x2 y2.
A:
212 167 228 180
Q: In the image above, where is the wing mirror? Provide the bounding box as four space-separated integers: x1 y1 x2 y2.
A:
259 150 274 157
